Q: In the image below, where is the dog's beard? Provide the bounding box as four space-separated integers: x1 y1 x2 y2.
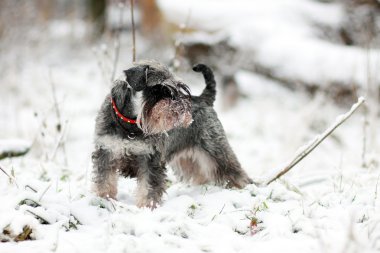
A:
138 97 192 135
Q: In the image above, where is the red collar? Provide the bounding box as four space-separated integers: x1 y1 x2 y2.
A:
111 97 140 124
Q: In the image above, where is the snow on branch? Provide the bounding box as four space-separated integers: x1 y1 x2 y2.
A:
266 97 366 185
0 139 31 160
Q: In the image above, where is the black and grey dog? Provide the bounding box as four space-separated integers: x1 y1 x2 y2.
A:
92 61 252 208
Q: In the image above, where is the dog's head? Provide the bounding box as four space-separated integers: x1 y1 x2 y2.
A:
122 60 192 135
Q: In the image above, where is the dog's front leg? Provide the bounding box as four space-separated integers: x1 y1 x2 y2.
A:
135 153 166 209
92 147 118 199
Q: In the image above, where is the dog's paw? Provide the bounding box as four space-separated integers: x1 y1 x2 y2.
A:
136 199 160 210
227 176 254 189
94 185 118 200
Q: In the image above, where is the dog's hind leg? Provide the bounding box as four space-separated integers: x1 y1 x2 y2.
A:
198 125 253 188
205 142 252 188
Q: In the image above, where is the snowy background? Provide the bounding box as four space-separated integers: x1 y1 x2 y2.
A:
1 0 380 252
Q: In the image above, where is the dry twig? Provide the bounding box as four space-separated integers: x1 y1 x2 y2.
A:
130 0 136 62
38 184 52 202
0 164 19 188
25 185 37 193
50 120 69 162
374 174 380 205
48 70 68 165
362 104 369 168
49 70 62 132
93 48 109 85
266 97 366 185
111 2 125 82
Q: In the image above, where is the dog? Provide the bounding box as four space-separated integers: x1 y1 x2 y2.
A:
92 60 252 208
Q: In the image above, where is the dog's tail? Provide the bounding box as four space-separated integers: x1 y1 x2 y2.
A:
193 64 216 106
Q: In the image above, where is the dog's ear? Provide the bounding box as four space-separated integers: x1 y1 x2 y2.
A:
124 65 149 91
111 80 128 97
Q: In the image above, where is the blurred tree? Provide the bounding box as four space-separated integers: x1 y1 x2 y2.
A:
39 0 53 22
341 0 380 48
139 0 163 37
86 0 107 40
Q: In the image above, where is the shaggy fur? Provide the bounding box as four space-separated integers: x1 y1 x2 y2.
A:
92 61 252 208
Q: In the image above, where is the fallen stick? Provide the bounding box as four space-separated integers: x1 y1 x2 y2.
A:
266 97 365 185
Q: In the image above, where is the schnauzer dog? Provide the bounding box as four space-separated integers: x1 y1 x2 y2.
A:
92 61 252 208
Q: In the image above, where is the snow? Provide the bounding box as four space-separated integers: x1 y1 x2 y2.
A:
1 0 380 252
158 0 380 89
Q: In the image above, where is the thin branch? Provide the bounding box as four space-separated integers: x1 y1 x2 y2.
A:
374 174 380 205
111 2 125 82
92 48 109 85
130 0 136 62
211 203 226 222
50 120 69 164
108 198 117 212
48 70 68 165
70 214 83 226
30 110 49 150
266 97 366 185
48 70 62 132
38 183 52 202
278 178 304 196
0 164 19 188
362 104 369 168
19 198 41 208
25 185 37 193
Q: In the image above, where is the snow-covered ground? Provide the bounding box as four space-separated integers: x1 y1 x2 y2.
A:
1 0 380 252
